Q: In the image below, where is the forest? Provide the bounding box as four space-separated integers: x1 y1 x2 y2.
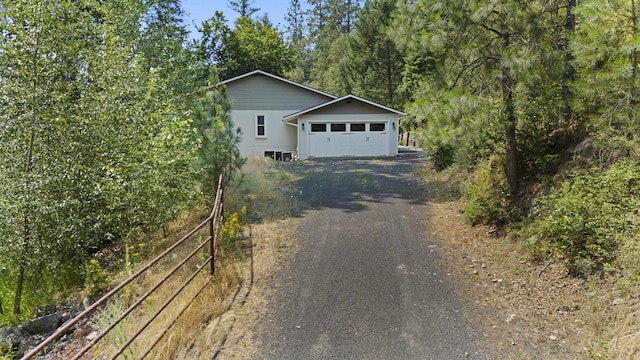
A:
2 0 640 328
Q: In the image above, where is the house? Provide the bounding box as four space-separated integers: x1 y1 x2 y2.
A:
219 70 404 161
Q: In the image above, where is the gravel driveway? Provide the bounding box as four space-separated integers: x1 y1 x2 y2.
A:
258 155 488 359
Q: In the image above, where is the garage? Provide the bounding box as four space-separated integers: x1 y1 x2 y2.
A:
308 122 389 158
283 94 404 160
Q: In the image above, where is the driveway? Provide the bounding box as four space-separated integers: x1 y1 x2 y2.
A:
258 155 488 359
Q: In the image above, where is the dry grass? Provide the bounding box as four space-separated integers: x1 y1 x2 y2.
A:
87 211 245 360
420 164 640 359
85 156 304 360
30 156 302 360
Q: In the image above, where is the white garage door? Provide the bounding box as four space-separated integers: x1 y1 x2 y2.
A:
308 122 388 158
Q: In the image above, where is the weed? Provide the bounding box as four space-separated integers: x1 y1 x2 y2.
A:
84 259 110 300
463 156 511 226
356 170 370 187
219 213 242 257
587 341 608 359
225 156 300 222
94 299 134 359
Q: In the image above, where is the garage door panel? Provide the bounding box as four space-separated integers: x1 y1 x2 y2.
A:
308 122 388 157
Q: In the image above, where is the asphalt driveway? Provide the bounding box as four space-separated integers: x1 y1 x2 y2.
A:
258 155 488 359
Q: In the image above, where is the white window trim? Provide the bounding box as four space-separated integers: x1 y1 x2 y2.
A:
255 114 266 138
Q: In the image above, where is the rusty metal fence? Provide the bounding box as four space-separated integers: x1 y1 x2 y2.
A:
21 176 225 360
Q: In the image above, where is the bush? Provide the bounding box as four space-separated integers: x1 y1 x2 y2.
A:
84 259 110 299
464 156 512 226
533 160 640 276
218 213 242 256
425 142 456 171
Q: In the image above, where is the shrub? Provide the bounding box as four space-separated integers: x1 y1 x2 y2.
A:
425 141 456 171
533 160 640 276
84 259 110 299
464 156 512 226
218 213 242 256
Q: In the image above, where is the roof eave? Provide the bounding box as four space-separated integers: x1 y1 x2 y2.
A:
217 70 337 100
282 94 405 120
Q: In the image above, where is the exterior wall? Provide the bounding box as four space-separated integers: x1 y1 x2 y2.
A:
226 75 333 111
233 110 299 158
225 74 334 158
297 113 399 160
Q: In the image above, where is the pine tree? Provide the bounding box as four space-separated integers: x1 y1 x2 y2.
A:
351 0 405 107
392 0 566 196
192 69 245 195
572 0 640 166
228 0 260 18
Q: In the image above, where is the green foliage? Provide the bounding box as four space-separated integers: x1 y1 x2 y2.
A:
411 90 503 168
192 69 246 198
350 0 406 108
197 14 295 79
425 141 455 171
228 0 260 18
0 0 198 316
391 0 575 196
85 260 110 300
463 157 512 226
297 0 362 95
532 161 640 276
95 299 133 358
218 213 242 256
225 157 301 223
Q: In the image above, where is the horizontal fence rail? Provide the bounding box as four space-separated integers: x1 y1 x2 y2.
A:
21 176 225 360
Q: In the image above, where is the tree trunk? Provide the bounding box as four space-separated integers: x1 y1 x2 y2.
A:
14 15 42 316
386 41 394 106
14 223 29 315
632 0 638 78
562 0 576 123
504 122 519 198
501 35 519 197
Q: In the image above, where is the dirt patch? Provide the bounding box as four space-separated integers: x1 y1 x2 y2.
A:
425 200 640 359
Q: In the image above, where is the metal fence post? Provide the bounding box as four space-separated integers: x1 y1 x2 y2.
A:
209 215 215 275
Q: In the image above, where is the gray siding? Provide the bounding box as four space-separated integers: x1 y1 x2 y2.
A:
311 100 390 115
226 75 333 111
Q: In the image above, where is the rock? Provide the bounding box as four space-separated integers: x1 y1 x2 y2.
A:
20 313 62 335
86 331 99 341
0 326 29 356
549 335 558 341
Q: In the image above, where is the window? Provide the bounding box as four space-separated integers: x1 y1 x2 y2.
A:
350 123 365 132
256 115 266 137
331 123 346 132
310 123 326 132
370 123 386 131
264 151 293 162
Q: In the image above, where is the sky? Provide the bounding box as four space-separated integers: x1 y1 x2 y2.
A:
180 0 295 38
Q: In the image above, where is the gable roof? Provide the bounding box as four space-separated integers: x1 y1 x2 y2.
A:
218 70 337 100
283 94 406 121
